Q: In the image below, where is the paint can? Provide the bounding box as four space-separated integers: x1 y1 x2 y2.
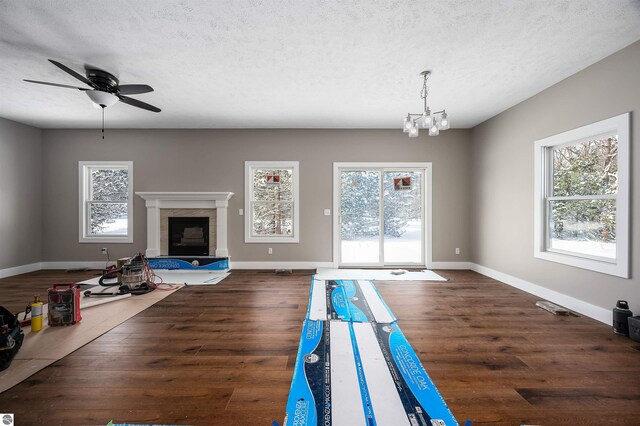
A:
613 300 633 336
31 295 43 332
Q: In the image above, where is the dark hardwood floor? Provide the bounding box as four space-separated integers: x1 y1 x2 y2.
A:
0 269 639 425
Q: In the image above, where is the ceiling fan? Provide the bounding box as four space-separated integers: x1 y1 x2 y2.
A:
24 59 161 113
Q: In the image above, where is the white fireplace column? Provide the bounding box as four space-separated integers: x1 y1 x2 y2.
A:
136 192 234 258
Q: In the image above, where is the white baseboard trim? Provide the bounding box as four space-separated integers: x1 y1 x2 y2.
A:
0 262 42 279
230 261 334 270
41 261 106 270
230 261 472 270
429 261 471 270
470 263 611 325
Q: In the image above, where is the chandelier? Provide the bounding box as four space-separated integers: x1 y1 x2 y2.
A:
402 70 450 137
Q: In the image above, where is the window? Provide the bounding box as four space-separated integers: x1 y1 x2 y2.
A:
79 161 133 243
245 161 299 243
534 113 629 278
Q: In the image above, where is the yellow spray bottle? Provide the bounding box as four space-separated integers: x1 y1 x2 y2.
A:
31 295 43 332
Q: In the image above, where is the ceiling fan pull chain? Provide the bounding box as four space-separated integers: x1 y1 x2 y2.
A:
102 106 105 140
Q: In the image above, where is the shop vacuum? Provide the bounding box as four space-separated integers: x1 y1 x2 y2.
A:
84 254 154 297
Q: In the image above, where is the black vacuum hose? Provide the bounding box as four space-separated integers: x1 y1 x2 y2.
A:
98 267 123 287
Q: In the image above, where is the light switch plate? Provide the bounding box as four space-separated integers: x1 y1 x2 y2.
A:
324 209 331 216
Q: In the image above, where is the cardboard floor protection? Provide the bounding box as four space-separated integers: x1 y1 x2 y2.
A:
0 285 181 394
314 268 448 282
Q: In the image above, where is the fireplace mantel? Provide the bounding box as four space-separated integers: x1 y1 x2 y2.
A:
136 192 234 258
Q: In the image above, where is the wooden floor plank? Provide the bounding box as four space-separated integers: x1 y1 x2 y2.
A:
0 269 639 425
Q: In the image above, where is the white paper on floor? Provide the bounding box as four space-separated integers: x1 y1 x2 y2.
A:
314 268 447 281
154 270 229 285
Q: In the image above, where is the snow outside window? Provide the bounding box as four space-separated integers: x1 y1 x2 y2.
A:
79 161 133 243
245 161 299 243
534 113 629 278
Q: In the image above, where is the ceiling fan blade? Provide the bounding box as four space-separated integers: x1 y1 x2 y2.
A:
118 84 154 95
48 59 96 88
118 95 161 112
23 79 89 90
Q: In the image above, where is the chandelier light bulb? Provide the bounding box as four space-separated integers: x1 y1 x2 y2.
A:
429 121 440 136
422 110 433 129
403 114 413 133
439 111 450 130
408 122 419 137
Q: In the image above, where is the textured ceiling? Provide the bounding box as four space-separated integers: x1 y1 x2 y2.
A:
1 0 640 129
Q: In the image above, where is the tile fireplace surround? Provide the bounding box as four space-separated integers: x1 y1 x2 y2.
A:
136 192 234 258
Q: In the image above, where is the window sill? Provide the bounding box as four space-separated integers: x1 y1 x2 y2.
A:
79 236 133 243
245 236 299 244
534 250 628 278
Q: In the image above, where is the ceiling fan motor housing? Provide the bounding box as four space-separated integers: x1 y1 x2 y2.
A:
86 69 119 92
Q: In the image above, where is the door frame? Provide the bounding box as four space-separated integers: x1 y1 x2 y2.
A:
332 162 433 268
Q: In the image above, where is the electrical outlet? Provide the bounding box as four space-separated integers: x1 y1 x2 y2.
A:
268 247 273 255
455 248 460 255
101 248 108 255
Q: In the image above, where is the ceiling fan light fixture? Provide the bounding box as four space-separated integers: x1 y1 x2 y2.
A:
86 90 119 108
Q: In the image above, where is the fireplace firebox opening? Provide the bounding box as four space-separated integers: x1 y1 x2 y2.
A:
168 217 209 256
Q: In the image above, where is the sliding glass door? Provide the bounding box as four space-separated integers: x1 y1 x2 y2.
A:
340 170 381 264
336 165 426 266
382 170 423 264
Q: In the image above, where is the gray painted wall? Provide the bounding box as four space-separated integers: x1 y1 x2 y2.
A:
0 118 43 269
41 129 471 264
471 41 640 313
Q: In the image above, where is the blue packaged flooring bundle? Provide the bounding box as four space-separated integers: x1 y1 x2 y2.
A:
285 278 458 426
307 279 397 323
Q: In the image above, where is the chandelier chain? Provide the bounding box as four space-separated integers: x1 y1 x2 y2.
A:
421 80 429 112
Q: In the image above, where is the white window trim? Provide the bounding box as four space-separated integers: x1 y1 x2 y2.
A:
79 161 134 243
244 161 300 243
534 113 629 278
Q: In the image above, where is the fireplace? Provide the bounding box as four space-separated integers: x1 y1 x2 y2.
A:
168 217 209 256
136 192 234 258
